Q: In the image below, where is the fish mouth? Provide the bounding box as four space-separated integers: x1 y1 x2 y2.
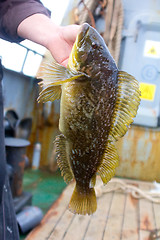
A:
68 23 91 71
77 23 90 46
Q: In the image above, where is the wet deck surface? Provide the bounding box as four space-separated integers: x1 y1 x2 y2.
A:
26 178 160 240
20 169 66 240
22 169 66 214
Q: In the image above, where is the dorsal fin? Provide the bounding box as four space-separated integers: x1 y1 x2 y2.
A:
98 142 119 184
108 71 141 142
55 134 74 184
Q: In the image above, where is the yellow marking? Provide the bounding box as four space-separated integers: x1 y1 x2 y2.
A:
147 47 157 56
139 83 156 101
144 40 160 58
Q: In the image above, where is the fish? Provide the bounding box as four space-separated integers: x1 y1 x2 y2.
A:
37 23 141 215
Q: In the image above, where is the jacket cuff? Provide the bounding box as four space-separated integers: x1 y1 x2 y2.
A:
1 1 51 43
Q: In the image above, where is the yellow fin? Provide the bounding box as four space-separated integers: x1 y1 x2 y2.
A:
89 174 97 188
109 71 141 141
69 184 97 215
55 134 74 184
37 85 61 103
37 61 87 102
98 142 119 184
37 61 85 87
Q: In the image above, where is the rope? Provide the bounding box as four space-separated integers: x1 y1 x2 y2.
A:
114 0 123 64
80 0 96 28
95 178 160 204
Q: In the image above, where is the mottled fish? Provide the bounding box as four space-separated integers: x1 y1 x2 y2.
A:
37 23 141 215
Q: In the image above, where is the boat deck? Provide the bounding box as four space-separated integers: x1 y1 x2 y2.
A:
26 178 160 240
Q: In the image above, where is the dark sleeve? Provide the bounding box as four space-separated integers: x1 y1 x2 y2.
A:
0 0 51 43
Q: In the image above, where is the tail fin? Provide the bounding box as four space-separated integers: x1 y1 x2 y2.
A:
69 184 97 215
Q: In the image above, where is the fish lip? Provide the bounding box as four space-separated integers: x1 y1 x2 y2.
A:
77 23 90 45
80 23 90 34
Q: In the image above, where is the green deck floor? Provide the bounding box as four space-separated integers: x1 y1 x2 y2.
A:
20 169 66 239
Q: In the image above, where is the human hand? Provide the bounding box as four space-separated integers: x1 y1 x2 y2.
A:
17 14 80 68
47 25 80 67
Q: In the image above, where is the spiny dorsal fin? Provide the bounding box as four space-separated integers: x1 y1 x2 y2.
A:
108 71 141 142
98 142 119 184
37 85 61 103
55 134 74 184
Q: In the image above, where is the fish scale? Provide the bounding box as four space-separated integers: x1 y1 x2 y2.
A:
37 23 141 215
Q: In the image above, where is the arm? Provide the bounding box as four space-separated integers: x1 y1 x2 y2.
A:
0 0 51 42
0 0 80 67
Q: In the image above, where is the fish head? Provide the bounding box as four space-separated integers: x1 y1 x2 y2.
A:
68 23 116 78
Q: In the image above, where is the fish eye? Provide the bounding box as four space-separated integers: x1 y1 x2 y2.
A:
92 42 98 49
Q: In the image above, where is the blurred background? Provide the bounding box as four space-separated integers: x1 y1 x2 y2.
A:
1 0 160 238
0 0 70 76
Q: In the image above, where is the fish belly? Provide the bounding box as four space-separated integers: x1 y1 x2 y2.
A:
59 81 95 140
59 80 113 184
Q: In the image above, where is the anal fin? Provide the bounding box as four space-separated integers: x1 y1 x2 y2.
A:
89 174 97 188
55 134 74 184
98 142 119 184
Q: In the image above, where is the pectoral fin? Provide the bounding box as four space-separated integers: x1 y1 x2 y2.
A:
37 60 87 103
55 134 74 184
38 61 84 85
108 71 141 141
98 142 119 184
37 85 61 103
